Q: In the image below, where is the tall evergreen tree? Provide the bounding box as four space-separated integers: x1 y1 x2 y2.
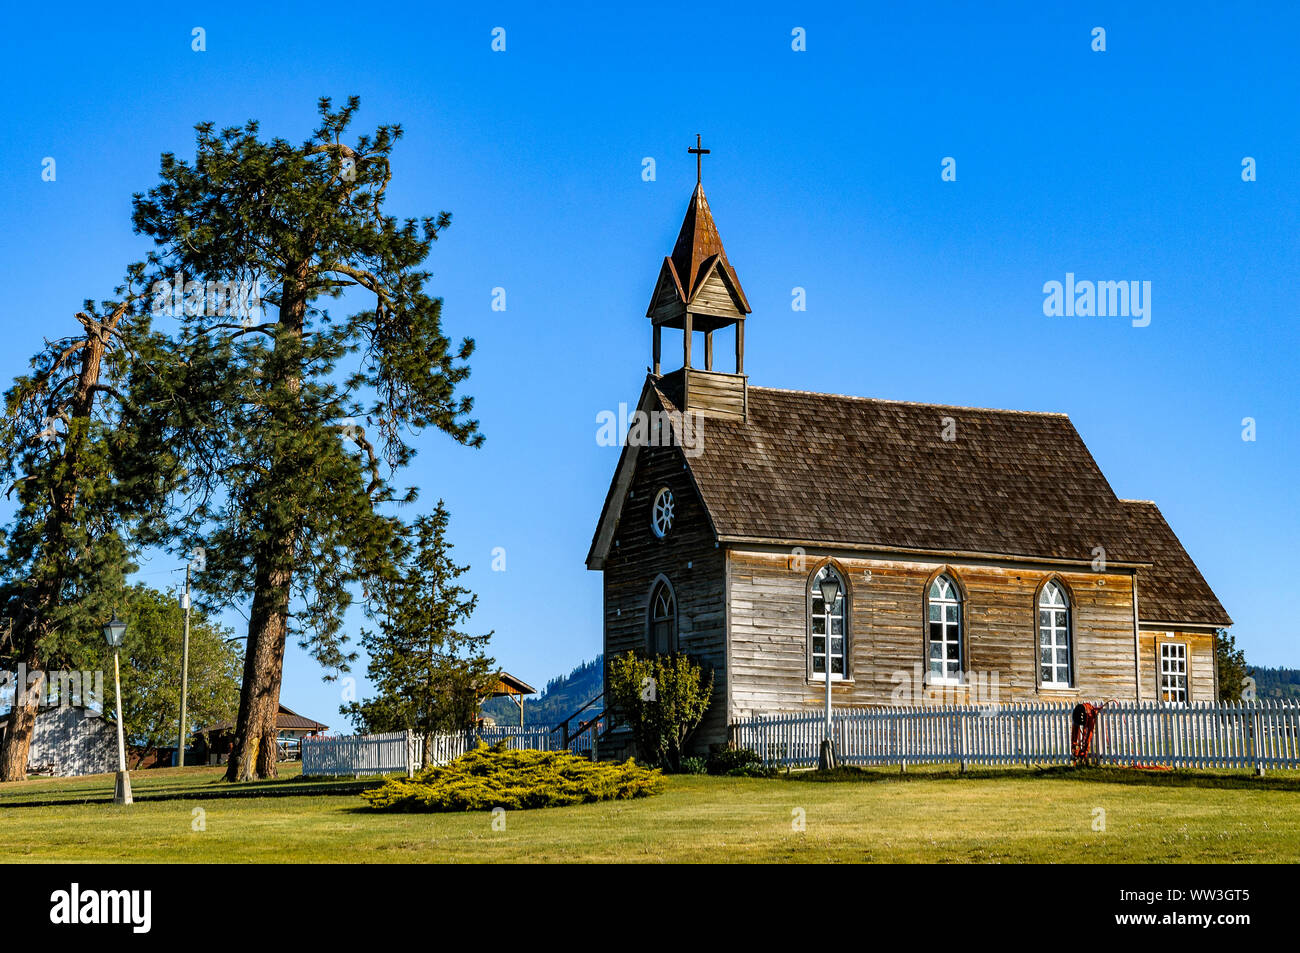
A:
342 502 494 765
127 97 482 780
0 292 148 780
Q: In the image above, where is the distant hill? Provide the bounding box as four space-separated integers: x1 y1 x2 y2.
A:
482 656 603 728
1248 666 1300 700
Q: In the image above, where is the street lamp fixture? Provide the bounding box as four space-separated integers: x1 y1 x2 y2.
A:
817 571 841 771
103 614 131 805
103 614 127 648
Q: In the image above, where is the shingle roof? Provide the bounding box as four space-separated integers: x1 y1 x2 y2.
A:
590 379 1228 626
669 383 1150 564
1121 500 1232 626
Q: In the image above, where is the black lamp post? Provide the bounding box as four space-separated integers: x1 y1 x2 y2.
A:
103 614 131 805
817 571 841 771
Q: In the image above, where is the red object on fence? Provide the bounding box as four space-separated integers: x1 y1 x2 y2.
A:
1070 702 1105 764
1071 701 1173 770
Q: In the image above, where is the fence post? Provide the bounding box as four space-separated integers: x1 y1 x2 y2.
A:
1023 705 1031 768
899 708 907 774
958 708 968 774
1252 704 1265 777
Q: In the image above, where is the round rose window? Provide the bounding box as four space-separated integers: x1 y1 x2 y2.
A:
651 487 675 538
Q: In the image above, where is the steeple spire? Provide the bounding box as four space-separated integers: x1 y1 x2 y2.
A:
667 183 748 306
643 140 752 420
647 142 750 318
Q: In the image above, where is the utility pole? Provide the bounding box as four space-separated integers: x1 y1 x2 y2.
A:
177 563 191 768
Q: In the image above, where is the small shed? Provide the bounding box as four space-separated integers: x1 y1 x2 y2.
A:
482 672 537 727
194 703 329 763
0 706 116 777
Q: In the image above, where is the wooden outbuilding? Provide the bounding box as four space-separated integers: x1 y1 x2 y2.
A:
193 703 328 764
481 672 537 727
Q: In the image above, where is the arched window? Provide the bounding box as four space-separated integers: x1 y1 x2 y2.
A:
648 580 676 654
809 565 847 681
1038 581 1072 687
927 574 962 684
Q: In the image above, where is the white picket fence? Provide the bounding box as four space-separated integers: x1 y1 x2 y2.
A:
479 726 556 751
301 730 424 777
302 725 560 777
730 701 1300 772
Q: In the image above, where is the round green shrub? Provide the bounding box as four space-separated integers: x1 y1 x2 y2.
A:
360 741 666 812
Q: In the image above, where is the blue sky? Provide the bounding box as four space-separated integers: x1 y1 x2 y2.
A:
2 3 1296 727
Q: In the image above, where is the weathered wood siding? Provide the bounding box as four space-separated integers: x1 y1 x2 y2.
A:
689 267 745 321
648 263 685 325
602 444 727 752
683 367 746 419
1138 628 1217 704
725 548 1141 720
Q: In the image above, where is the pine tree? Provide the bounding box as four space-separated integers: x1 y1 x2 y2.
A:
342 502 494 765
127 97 482 779
0 291 149 780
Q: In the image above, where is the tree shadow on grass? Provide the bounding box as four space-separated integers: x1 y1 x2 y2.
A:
781 764 1300 793
0 776 383 809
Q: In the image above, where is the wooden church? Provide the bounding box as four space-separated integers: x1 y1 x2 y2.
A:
587 149 1231 753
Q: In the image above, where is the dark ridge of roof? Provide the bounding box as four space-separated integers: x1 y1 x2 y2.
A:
1121 500 1232 627
753 385 1073 418
663 383 1150 565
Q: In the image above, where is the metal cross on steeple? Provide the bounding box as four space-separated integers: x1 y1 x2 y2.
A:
688 134 710 184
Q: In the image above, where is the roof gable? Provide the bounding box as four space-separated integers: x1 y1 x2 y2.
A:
688 255 749 319
586 380 717 569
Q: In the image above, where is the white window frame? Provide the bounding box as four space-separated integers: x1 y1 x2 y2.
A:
810 566 847 682
927 574 962 685
1038 581 1073 689
1159 640 1188 705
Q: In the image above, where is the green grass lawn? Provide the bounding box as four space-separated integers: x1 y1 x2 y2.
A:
1 763 1298 863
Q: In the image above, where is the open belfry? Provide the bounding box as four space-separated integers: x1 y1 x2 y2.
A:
588 138 1231 754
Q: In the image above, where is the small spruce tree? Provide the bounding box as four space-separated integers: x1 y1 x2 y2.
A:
342 502 494 765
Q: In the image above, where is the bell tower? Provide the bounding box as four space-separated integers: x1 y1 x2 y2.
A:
646 136 751 420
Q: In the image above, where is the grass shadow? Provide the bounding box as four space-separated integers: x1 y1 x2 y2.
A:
780 763 1300 792
0 775 388 809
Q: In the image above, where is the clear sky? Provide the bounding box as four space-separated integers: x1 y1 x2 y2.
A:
2 3 1296 727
